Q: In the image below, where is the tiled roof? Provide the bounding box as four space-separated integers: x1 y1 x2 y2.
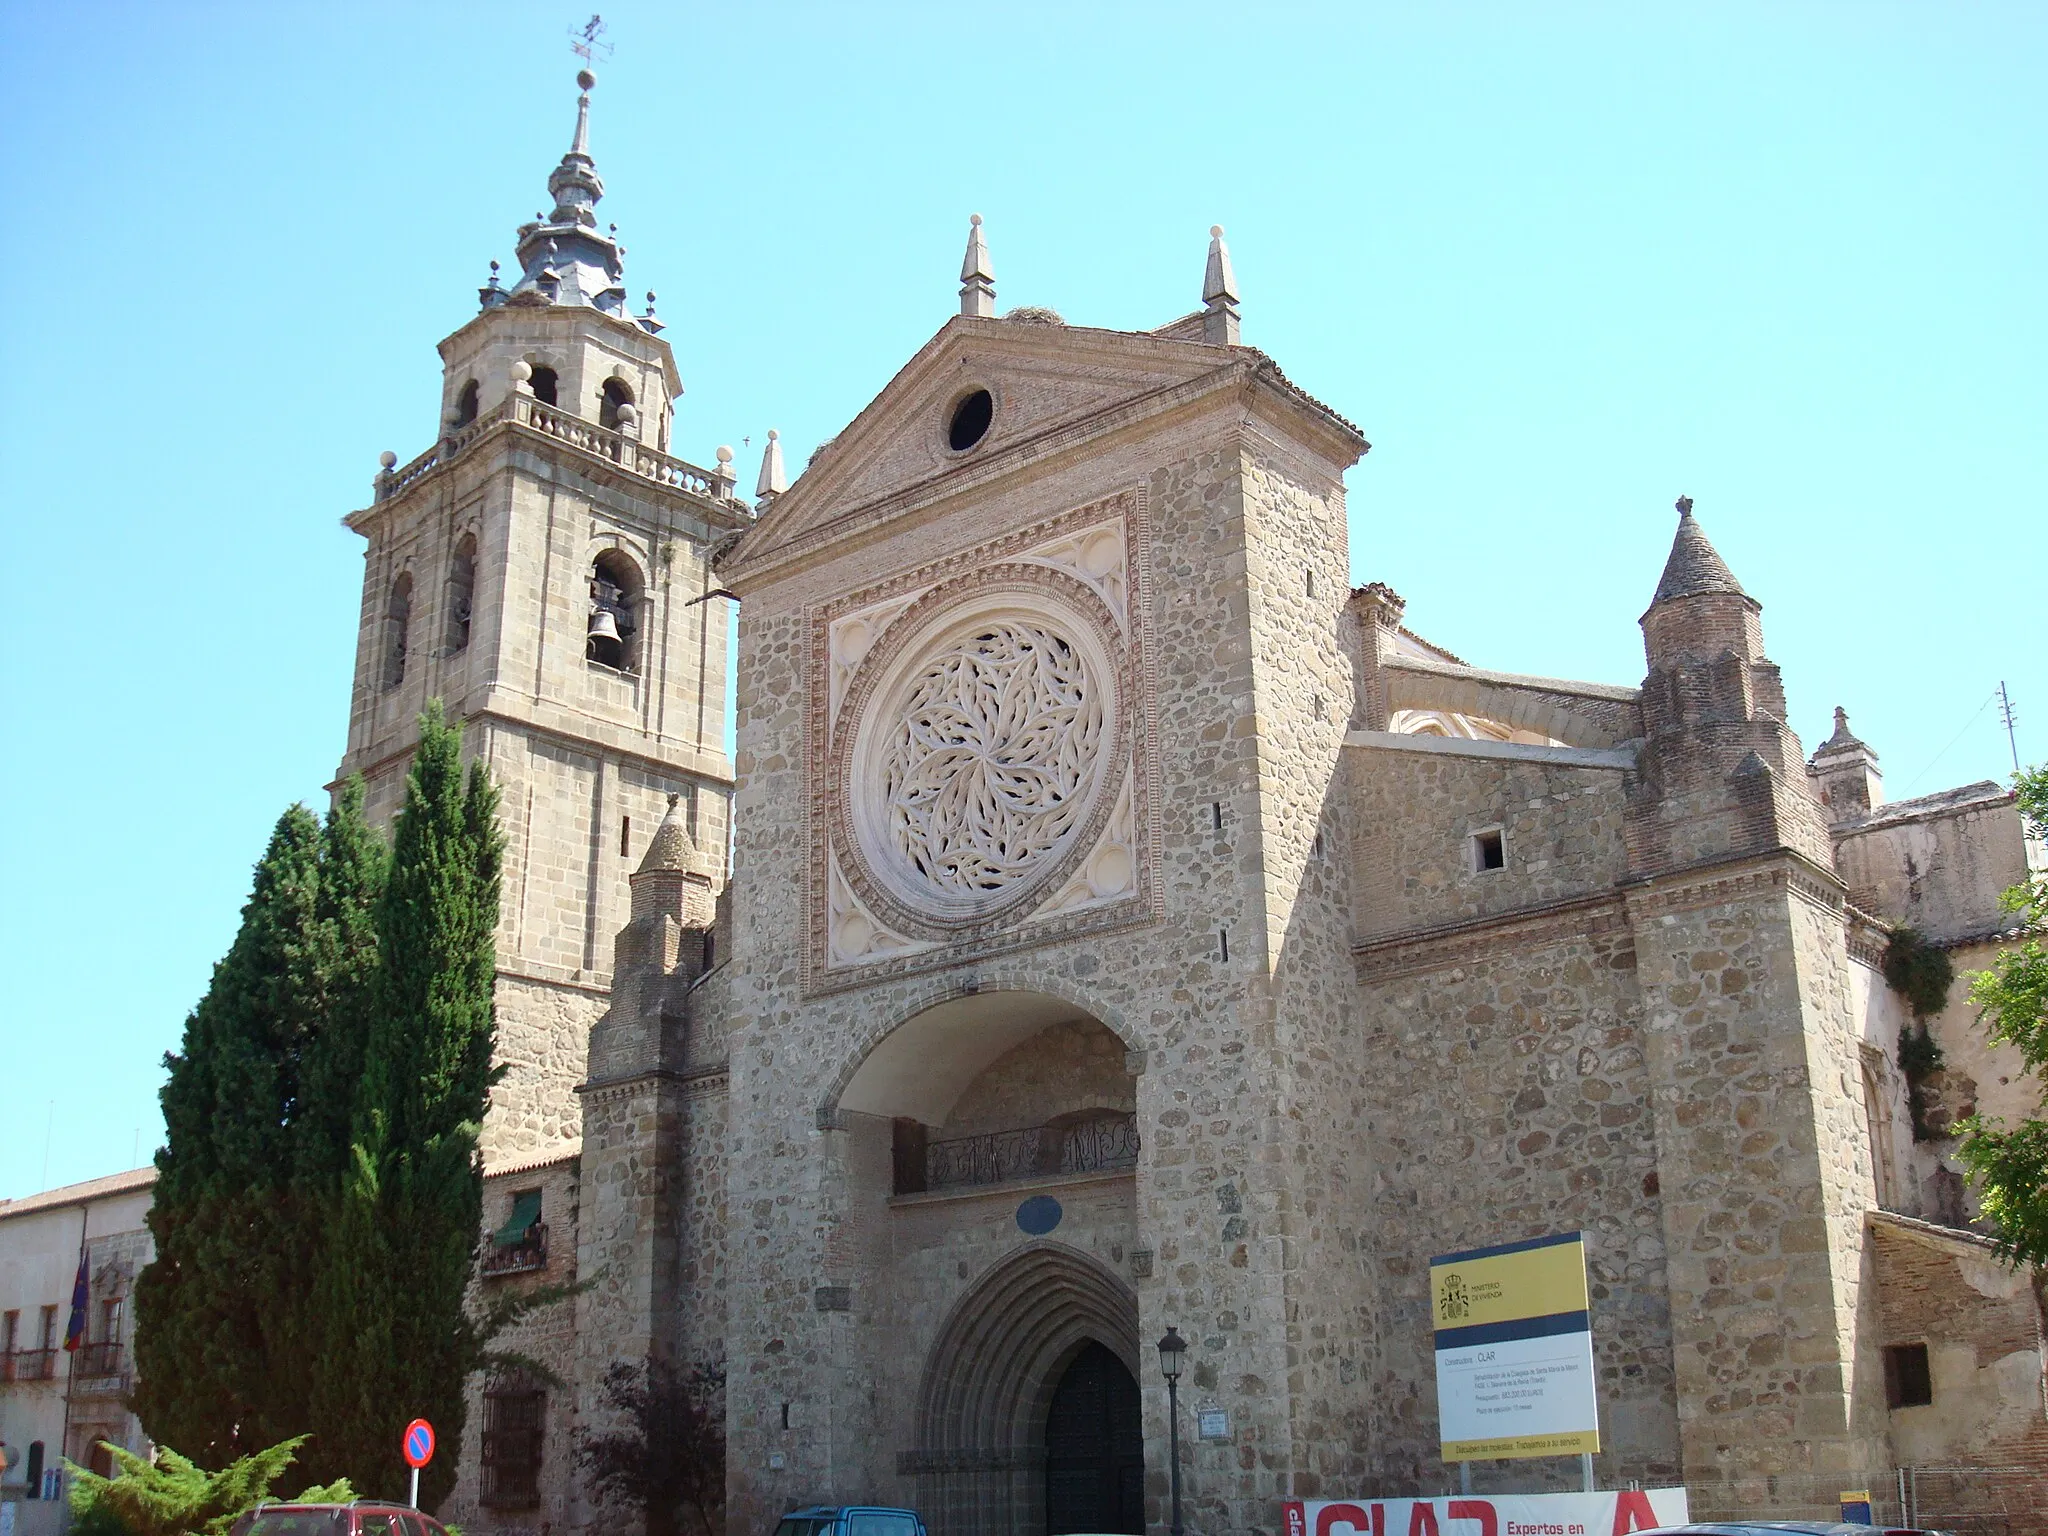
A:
0 1165 157 1218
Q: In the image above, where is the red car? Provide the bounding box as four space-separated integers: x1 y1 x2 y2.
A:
230 1505 452 1536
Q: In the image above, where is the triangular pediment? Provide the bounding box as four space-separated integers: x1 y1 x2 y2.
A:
724 315 1239 583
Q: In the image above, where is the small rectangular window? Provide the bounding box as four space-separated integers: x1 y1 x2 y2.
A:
1305 569 1316 598
620 815 631 858
1211 802 1224 832
1471 828 1506 873
1218 928 1230 963
1884 1342 1932 1408
39 1305 57 1350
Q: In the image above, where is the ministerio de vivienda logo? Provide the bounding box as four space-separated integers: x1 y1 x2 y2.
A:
1437 1272 1470 1321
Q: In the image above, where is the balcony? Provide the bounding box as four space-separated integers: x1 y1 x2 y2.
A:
482 1223 549 1277
76 1342 123 1376
373 396 744 510
895 1112 1140 1196
2 1348 56 1383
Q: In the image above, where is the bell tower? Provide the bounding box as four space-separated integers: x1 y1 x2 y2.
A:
336 69 751 1167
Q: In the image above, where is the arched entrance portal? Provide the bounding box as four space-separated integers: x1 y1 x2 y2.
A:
1045 1343 1143 1535
911 1243 1142 1536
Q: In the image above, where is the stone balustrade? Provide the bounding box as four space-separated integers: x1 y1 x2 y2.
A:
373 394 738 507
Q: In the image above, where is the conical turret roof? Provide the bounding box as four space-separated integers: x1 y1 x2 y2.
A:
1652 496 1747 604
636 793 697 874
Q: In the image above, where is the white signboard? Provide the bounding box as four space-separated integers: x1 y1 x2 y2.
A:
1436 1327 1600 1455
1431 1232 1600 1460
1285 1488 1691 1536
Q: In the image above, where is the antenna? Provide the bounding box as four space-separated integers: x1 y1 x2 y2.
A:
1998 681 2020 776
570 14 613 67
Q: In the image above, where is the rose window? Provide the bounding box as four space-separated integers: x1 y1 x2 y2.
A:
879 620 1104 897
837 573 1125 934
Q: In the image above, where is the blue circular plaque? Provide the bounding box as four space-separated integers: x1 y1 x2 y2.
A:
1016 1195 1063 1235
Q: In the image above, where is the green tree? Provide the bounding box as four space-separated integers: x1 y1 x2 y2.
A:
303 703 505 1506
1956 763 2048 1265
136 805 331 1466
68 1437 352 1536
137 782 388 1472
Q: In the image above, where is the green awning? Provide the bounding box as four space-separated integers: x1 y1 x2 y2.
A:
493 1190 541 1246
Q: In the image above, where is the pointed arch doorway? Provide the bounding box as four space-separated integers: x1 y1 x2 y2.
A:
1044 1342 1143 1535
910 1243 1143 1536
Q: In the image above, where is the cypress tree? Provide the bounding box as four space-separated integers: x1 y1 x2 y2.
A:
136 782 388 1479
136 807 328 1465
304 703 503 1505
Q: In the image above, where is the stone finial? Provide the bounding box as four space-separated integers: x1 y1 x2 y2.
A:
712 445 737 500
637 792 698 874
1822 706 1861 751
756 429 788 503
960 214 996 318
1651 495 1747 604
1202 225 1240 345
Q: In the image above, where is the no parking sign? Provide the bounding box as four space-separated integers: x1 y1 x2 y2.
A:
403 1418 435 1508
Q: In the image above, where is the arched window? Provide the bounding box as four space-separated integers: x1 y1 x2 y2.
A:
586 550 641 672
529 366 559 407
447 534 476 653
598 377 634 432
1863 1055 1899 1211
383 572 413 689
452 378 479 429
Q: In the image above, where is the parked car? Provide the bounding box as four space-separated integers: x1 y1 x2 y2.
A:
772 1505 927 1536
229 1504 452 1536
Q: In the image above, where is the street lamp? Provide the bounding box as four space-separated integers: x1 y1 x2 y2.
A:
1156 1326 1187 1536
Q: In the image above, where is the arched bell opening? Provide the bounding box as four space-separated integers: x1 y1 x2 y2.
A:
910 1242 1142 1536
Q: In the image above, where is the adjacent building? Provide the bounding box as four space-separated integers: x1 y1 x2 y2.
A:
0 1169 156 1535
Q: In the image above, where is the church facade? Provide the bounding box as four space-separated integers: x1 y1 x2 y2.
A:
334 75 2046 1536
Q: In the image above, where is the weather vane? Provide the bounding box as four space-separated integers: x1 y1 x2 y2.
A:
570 14 613 68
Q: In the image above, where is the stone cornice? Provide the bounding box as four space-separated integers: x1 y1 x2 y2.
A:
1353 892 1629 983
1344 730 1637 772
575 1062 729 1102
1619 847 1847 924
331 699 735 800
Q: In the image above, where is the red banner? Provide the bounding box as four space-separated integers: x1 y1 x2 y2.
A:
1283 1489 1690 1536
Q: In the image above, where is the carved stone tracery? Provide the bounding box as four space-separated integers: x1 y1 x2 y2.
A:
807 491 1158 987
880 617 1105 900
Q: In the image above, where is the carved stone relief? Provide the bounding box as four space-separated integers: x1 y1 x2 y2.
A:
806 492 1157 988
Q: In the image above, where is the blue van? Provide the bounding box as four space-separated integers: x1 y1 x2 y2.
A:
772 1507 926 1536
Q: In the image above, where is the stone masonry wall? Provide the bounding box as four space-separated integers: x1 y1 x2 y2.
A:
1348 745 1632 942
1355 917 1676 1493
446 1156 582 1536
1235 434 1382 1503
1626 871 1890 1516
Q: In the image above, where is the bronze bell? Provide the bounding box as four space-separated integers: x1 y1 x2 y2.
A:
588 607 621 643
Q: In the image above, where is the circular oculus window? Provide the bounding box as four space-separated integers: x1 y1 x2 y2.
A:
947 388 994 452
837 570 1125 935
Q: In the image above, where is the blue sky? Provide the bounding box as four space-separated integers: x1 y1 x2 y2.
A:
1 2 2041 1198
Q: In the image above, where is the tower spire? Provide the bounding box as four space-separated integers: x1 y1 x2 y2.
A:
1202 224 1240 344
499 69 630 315
960 214 996 318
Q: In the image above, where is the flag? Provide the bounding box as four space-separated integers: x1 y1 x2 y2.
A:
62 1248 88 1353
